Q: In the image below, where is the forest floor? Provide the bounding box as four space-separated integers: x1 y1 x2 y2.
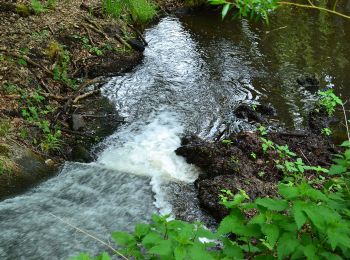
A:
0 0 185 199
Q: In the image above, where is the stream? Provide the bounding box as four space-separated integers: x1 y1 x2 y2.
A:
1 7 350 259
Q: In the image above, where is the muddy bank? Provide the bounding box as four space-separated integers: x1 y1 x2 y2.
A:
0 0 148 199
176 106 339 221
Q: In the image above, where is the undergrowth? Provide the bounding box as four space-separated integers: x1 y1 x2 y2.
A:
102 0 157 24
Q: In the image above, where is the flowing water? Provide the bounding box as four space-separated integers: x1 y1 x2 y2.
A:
1 7 350 259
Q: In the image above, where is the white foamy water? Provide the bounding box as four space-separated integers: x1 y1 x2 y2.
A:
0 15 257 259
97 111 199 214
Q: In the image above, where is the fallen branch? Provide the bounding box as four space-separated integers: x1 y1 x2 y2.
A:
73 89 101 103
60 128 95 138
40 92 68 101
82 24 95 46
278 1 350 20
0 50 53 76
127 24 148 46
114 33 132 49
75 77 106 94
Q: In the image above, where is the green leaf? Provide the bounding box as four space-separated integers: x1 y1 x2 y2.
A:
135 223 150 239
320 251 343 260
69 253 91 260
303 244 316 259
148 240 173 257
94 253 111 260
218 209 260 236
222 3 231 19
111 231 135 246
278 184 299 199
328 165 347 175
261 224 279 248
292 201 308 229
255 198 288 211
174 245 187 260
196 226 217 240
327 228 350 250
189 243 215 260
277 233 300 260
142 232 163 248
222 238 244 259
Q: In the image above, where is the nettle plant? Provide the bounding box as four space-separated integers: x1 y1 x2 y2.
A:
72 144 350 260
72 93 349 260
318 89 343 116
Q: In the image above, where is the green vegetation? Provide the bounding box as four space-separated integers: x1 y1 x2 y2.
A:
31 0 45 14
72 92 350 260
208 0 350 22
318 89 343 116
72 35 104 56
322 127 333 136
221 139 233 145
21 90 62 153
0 119 11 137
47 41 76 88
102 0 157 23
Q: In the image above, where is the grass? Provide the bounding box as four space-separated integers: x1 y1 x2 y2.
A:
102 0 157 23
0 120 11 137
128 0 157 24
103 0 124 18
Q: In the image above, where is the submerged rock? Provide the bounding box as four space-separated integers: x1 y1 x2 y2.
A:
297 74 320 93
234 103 277 123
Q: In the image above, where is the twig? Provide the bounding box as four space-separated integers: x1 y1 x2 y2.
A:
73 89 101 103
60 128 95 138
127 24 148 46
278 2 350 19
298 148 311 165
82 24 95 46
75 77 106 94
0 50 53 76
333 0 339 11
114 33 132 49
48 213 129 260
84 23 110 40
40 92 68 101
340 102 350 143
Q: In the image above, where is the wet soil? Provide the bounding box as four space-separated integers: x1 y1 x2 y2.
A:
176 109 340 221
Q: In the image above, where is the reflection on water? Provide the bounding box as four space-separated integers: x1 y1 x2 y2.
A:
180 6 350 130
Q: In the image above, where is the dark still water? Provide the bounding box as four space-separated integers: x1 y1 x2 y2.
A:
180 6 350 131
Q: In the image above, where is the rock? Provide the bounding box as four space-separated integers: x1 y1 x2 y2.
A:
256 103 277 117
297 74 320 93
127 39 145 52
176 129 338 222
45 159 54 167
198 174 276 221
71 114 86 131
234 104 266 123
71 144 93 163
308 107 338 135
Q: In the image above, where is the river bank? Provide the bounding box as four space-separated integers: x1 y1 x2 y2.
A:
0 0 192 199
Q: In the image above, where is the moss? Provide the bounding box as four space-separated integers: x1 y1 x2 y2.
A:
0 143 10 157
16 4 31 17
0 119 11 137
